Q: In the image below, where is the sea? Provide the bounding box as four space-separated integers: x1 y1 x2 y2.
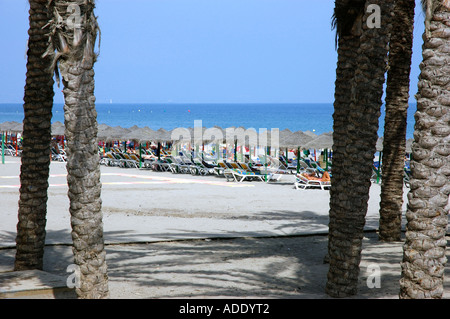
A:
0 103 417 139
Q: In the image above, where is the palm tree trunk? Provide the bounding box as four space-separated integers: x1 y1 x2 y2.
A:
326 1 362 297
379 0 415 241
15 0 54 271
326 0 391 297
378 0 416 242
399 0 450 299
53 0 109 298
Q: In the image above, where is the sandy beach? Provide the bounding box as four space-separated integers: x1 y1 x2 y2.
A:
1 155 448 299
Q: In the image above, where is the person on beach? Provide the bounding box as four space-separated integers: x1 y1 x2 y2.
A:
321 171 331 181
303 170 330 182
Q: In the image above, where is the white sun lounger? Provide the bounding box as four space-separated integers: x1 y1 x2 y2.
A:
225 169 265 182
294 173 331 190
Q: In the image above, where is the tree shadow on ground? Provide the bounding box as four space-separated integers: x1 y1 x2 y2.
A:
0 231 17 250
0 229 75 275
101 210 331 244
99 232 412 299
103 234 331 298
102 232 450 299
1 229 449 299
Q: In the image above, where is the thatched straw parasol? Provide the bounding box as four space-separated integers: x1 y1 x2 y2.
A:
156 128 172 143
302 132 333 150
202 126 226 144
279 130 314 148
406 138 413 153
376 137 414 153
376 137 384 152
303 130 318 138
0 121 23 133
121 126 159 143
51 121 65 136
97 125 131 142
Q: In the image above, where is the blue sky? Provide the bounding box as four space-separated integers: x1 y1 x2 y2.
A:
1 0 425 104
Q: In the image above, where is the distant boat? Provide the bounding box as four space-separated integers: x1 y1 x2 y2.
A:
109 99 113 104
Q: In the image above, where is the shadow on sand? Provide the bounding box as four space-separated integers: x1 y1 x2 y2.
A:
1 223 449 299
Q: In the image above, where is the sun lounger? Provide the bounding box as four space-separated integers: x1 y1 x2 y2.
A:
275 161 295 174
202 159 218 170
148 156 168 171
265 156 293 175
104 152 121 166
117 153 138 168
235 169 265 182
189 158 206 175
163 157 182 173
169 156 192 174
223 169 235 181
99 156 109 166
122 153 140 168
190 158 215 175
111 152 136 168
279 155 297 171
151 159 171 172
227 162 242 170
266 173 283 182
128 153 152 169
294 171 331 190
237 162 256 172
214 160 230 176
51 147 66 162
225 169 265 182
238 162 273 178
169 160 182 174
3 148 14 156
404 168 411 188
5 144 22 156
371 165 381 183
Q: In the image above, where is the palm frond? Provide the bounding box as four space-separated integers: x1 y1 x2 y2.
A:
43 0 100 85
331 0 366 49
421 0 427 11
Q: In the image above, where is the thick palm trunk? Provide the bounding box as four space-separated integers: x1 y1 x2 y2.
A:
326 0 391 297
53 0 109 298
399 0 450 299
378 0 416 242
326 2 362 297
15 0 54 271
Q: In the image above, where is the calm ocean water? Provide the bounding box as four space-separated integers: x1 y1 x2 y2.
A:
0 103 416 139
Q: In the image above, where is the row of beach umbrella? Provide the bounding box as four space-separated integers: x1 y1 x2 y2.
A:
96 125 331 149
0 121 412 152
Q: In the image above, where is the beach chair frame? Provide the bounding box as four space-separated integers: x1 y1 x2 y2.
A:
190 158 215 175
122 153 140 168
227 169 265 182
214 161 229 177
294 173 331 190
105 152 121 167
